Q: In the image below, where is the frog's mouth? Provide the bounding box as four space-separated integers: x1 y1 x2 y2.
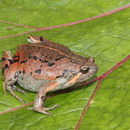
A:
79 65 98 82
67 66 98 86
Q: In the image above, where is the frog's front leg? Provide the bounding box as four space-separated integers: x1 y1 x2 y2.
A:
2 51 25 103
33 82 58 115
7 85 25 103
4 74 26 103
4 79 25 103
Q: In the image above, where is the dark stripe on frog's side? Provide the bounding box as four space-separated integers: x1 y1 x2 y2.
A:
8 59 14 64
39 59 48 63
34 69 41 74
28 55 38 60
13 56 20 62
20 60 27 64
39 59 55 67
13 59 19 63
47 62 55 66
13 56 20 58
28 55 55 67
33 56 38 60
1 57 6 61
4 59 19 65
55 56 64 61
8 59 19 65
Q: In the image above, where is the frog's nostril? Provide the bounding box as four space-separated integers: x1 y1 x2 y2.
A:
80 66 90 74
94 66 98 72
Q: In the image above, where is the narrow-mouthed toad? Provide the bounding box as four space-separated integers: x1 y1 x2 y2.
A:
1 35 98 115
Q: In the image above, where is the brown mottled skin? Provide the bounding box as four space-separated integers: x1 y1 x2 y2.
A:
1 35 98 115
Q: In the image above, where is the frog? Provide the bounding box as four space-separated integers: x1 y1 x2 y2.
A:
1 35 98 115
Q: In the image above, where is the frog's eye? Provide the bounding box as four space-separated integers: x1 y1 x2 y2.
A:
80 66 90 74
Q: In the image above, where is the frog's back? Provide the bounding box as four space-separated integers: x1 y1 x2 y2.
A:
15 41 86 92
16 40 88 65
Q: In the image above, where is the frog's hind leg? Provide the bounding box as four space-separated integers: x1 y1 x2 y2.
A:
33 82 58 115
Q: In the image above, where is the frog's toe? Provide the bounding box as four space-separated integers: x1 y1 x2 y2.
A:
33 107 51 115
33 105 58 115
41 110 51 116
44 104 58 111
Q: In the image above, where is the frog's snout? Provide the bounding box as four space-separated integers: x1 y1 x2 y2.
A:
90 65 98 73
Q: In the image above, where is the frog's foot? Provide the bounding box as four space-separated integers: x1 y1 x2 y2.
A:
12 85 26 95
28 105 57 110
7 86 25 103
44 105 58 111
33 82 59 115
34 105 58 115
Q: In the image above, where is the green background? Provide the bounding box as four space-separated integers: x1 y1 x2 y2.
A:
0 0 130 129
